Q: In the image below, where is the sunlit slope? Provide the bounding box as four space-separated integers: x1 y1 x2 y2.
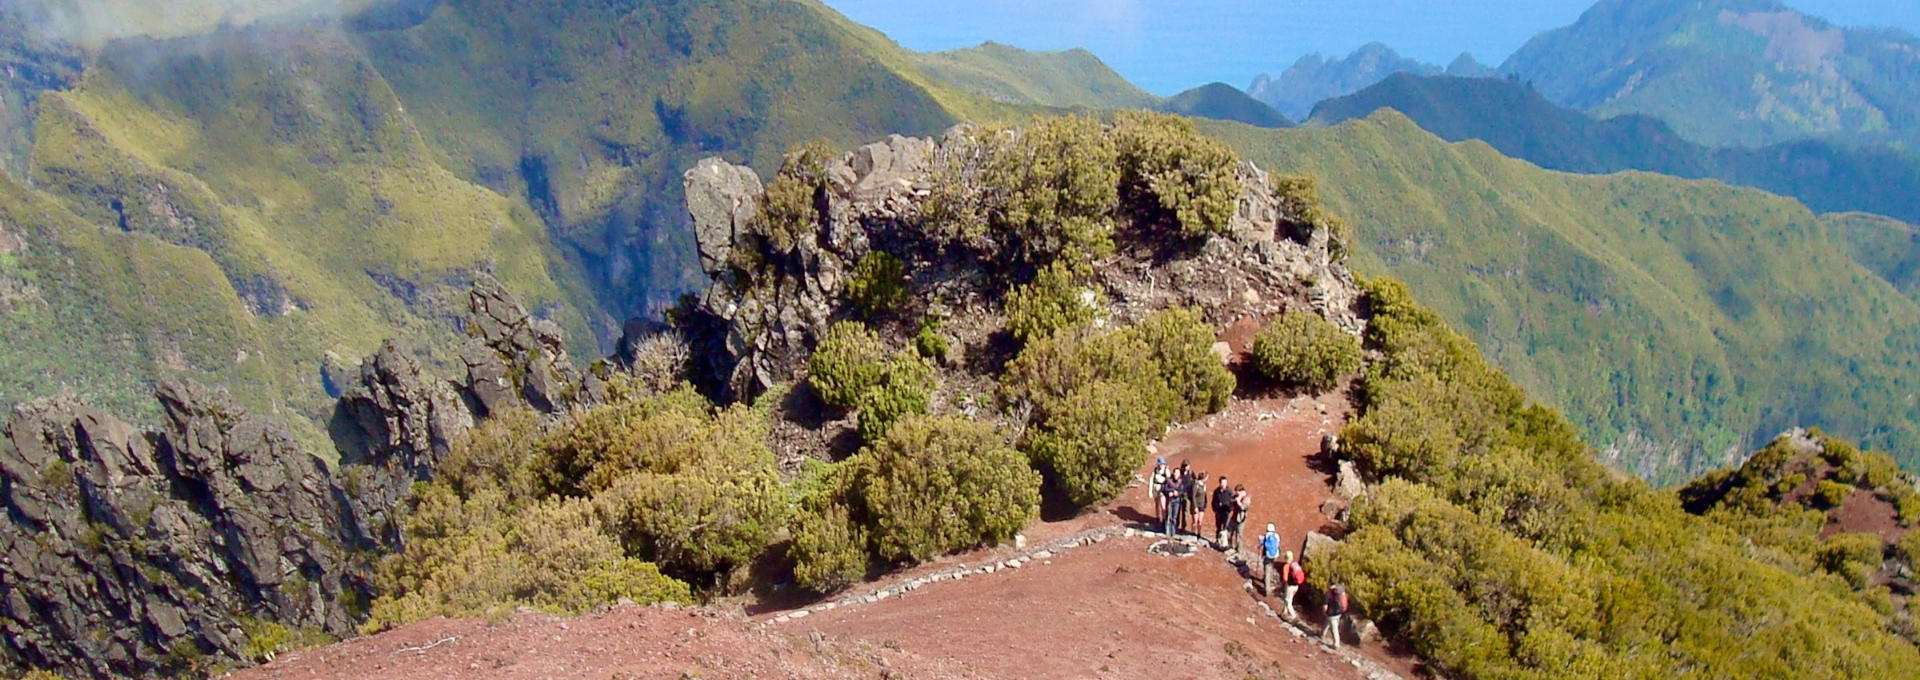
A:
1207 111 1920 483
13 26 589 446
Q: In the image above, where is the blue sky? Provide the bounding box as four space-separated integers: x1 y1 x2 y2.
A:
819 0 1920 95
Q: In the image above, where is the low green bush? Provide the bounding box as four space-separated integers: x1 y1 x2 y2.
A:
1813 479 1853 509
1023 380 1150 508
788 499 867 594
808 321 889 408
852 414 1040 563
913 317 950 362
854 351 936 443
1004 261 1097 343
1112 110 1239 240
1251 311 1362 392
1816 532 1886 589
846 251 909 318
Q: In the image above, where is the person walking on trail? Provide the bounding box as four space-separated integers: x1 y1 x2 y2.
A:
1259 524 1282 595
1280 551 1306 619
1150 458 1170 526
1162 466 1187 536
1210 476 1234 547
1227 484 1251 551
1323 584 1349 648
1187 469 1207 537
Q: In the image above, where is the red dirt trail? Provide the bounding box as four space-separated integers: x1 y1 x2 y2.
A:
230 395 1420 680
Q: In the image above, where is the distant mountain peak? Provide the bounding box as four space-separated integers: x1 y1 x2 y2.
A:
1248 43 1441 120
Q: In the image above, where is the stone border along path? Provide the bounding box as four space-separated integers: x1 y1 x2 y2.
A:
761 525 1407 680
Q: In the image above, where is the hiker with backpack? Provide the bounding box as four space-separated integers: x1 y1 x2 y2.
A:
1259 524 1282 595
1210 475 1234 547
1280 551 1305 619
1323 584 1349 648
1227 484 1250 551
1161 465 1186 536
1150 458 1170 527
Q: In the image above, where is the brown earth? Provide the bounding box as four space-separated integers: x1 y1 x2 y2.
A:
230 395 1421 680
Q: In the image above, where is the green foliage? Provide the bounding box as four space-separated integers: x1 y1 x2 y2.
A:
1316 273 1920 679
1004 261 1098 343
1250 311 1362 391
1124 307 1235 422
788 498 868 594
757 141 836 257
807 322 889 409
1815 532 1886 590
1023 380 1150 509
1111 110 1239 240
1897 530 1920 568
1813 479 1853 510
850 414 1039 563
1209 112 1920 481
913 317 951 362
239 618 333 664
853 351 936 443
1270 173 1352 259
846 251 910 318
1004 307 1232 433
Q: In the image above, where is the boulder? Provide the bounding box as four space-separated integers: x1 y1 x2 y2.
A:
685 158 765 277
1303 531 1342 568
1335 460 1366 500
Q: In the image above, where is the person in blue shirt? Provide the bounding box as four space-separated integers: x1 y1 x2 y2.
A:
1259 524 1281 596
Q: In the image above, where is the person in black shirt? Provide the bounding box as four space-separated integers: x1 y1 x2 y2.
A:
1210 475 1234 547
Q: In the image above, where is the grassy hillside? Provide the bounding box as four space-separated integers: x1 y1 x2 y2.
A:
1826 212 1920 296
1309 73 1920 226
1502 0 1920 147
1155 82 1292 129
0 0 1016 444
1206 111 1920 484
911 41 1159 110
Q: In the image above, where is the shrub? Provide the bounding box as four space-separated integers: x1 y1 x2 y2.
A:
846 251 910 318
1813 479 1853 510
788 501 868 594
854 351 936 443
1126 307 1235 422
1815 532 1885 590
1897 530 1920 568
439 407 545 502
1004 261 1098 343
593 448 788 580
1272 173 1353 260
1251 311 1363 392
808 321 889 408
922 117 1118 270
852 414 1040 563
913 317 951 362
756 141 835 256
1112 110 1239 240
1024 380 1150 508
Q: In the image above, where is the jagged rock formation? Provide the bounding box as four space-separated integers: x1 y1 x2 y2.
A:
1 274 594 678
0 380 372 678
682 128 1365 402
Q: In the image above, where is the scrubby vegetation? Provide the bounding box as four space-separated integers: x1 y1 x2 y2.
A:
1251 311 1361 391
1004 262 1099 343
1321 276 1920 678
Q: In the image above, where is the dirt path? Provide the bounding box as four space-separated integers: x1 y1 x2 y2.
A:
232 395 1421 680
778 394 1422 680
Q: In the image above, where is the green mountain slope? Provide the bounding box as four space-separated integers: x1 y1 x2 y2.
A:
1502 0 1920 147
1155 82 1292 128
1825 212 1920 296
1206 111 1920 483
911 42 1291 128
910 41 1159 110
0 0 1000 444
1308 73 1920 226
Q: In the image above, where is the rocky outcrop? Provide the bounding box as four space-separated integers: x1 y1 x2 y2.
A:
0 381 374 678
682 128 1368 402
1 275 594 678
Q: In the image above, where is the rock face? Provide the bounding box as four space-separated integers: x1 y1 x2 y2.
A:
0 381 373 678
682 128 1367 402
2 275 592 678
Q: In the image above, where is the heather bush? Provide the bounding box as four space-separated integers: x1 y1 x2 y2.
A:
846 251 910 318
807 321 889 408
1023 380 1150 508
1004 261 1098 343
1251 311 1362 392
788 499 868 594
854 351 936 443
1112 110 1238 240
852 414 1039 563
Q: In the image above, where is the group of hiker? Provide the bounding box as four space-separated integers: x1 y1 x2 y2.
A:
1149 457 1352 648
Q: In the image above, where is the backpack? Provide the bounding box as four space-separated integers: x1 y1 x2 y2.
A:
1285 562 1306 585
